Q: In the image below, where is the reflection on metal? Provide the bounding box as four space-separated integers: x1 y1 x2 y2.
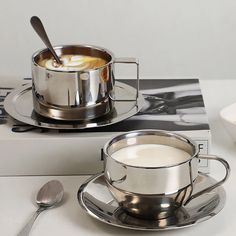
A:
0 87 14 125
4 82 144 130
78 173 226 231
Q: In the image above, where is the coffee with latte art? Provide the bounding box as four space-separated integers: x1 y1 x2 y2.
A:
38 54 107 71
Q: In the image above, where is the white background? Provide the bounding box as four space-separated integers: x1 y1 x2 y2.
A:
0 0 236 81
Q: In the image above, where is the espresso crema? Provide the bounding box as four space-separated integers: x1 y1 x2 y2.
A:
111 144 191 167
38 54 107 71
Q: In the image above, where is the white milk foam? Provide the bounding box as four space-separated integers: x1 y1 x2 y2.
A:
39 55 107 71
111 144 191 167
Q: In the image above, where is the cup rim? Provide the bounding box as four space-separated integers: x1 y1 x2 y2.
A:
103 129 199 169
32 44 115 73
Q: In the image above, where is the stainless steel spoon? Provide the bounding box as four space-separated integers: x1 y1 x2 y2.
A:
30 16 62 65
18 180 64 236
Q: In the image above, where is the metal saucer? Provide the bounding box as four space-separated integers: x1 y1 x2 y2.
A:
4 82 144 130
78 173 226 231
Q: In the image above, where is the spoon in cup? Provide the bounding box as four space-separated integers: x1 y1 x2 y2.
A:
30 16 62 65
18 180 64 236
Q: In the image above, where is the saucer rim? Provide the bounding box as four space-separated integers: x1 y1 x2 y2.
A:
78 173 226 231
4 82 144 130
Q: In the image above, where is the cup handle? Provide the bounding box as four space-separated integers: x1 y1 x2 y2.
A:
185 154 230 205
110 57 139 102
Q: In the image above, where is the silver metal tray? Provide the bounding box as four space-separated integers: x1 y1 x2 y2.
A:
78 173 226 231
4 82 144 130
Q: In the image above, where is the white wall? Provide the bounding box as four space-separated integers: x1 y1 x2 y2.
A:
0 0 236 81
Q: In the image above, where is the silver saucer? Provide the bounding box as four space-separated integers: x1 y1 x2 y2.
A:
78 173 226 231
4 82 144 129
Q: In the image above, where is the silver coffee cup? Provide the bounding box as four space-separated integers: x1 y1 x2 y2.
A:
32 45 139 120
103 130 230 220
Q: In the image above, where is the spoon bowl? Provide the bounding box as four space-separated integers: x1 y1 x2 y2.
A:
36 179 64 207
18 180 64 236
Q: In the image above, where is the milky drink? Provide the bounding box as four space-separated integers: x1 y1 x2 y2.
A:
111 144 191 167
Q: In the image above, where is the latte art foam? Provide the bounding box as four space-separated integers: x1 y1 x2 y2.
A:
111 144 191 167
38 54 107 71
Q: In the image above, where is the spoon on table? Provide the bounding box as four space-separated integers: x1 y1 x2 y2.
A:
30 16 62 65
18 180 64 236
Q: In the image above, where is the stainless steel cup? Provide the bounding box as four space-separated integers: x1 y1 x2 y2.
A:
103 130 230 219
32 45 139 120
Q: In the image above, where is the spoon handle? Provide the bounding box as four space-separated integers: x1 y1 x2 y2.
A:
17 207 46 236
30 16 62 65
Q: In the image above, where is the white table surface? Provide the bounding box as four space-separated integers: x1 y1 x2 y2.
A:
1 79 236 236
